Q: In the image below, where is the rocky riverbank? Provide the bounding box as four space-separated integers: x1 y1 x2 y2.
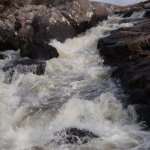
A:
0 0 108 60
98 0 150 129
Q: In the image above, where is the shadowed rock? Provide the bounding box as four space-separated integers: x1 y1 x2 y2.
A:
0 18 19 51
98 17 150 128
31 7 76 42
0 0 108 59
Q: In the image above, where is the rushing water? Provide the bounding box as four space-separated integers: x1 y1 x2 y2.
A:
130 10 146 18
0 16 150 150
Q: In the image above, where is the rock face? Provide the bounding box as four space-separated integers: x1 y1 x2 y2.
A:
53 127 99 144
0 0 108 60
98 18 150 128
90 1 108 26
0 19 18 51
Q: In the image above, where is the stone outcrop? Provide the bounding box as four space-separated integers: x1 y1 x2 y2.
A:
0 0 108 60
98 17 150 128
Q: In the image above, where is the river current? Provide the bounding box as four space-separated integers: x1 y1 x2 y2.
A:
0 16 150 150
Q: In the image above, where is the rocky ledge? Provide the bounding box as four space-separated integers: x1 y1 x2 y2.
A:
98 0 150 129
0 0 108 60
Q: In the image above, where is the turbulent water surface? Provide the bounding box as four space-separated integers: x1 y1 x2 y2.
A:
0 16 150 150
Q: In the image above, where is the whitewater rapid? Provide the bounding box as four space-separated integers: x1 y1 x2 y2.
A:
0 16 150 150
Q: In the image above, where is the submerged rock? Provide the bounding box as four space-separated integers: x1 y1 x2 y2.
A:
2 59 46 83
53 127 99 145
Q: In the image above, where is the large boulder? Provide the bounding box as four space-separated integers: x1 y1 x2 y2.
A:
31 7 76 42
16 7 74 59
135 105 150 129
0 18 18 51
98 19 150 64
90 2 108 27
59 0 94 33
111 57 150 105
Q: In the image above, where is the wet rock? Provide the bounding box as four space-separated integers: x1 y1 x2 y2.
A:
2 59 46 82
144 9 150 18
90 2 108 27
0 0 107 59
98 18 150 128
31 7 76 42
119 18 145 23
56 0 108 33
135 105 150 129
17 23 59 60
53 127 99 144
57 0 93 33
0 53 7 59
0 18 18 51
15 3 86 59
20 42 59 60
111 58 150 105
98 20 150 64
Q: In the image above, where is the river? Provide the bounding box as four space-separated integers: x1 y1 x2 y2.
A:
0 16 150 150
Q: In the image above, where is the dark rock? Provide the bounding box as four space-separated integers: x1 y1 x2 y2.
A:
111 58 150 105
21 42 59 60
98 20 150 64
144 9 150 18
31 146 44 150
2 59 46 83
57 0 108 33
18 23 59 60
0 0 107 59
53 127 99 145
0 19 18 51
122 10 135 18
59 0 94 33
98 18 150 128
90 2 108 27
113 0 150 18
31 7 76 42
113 1 144 16
135 105 150 130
